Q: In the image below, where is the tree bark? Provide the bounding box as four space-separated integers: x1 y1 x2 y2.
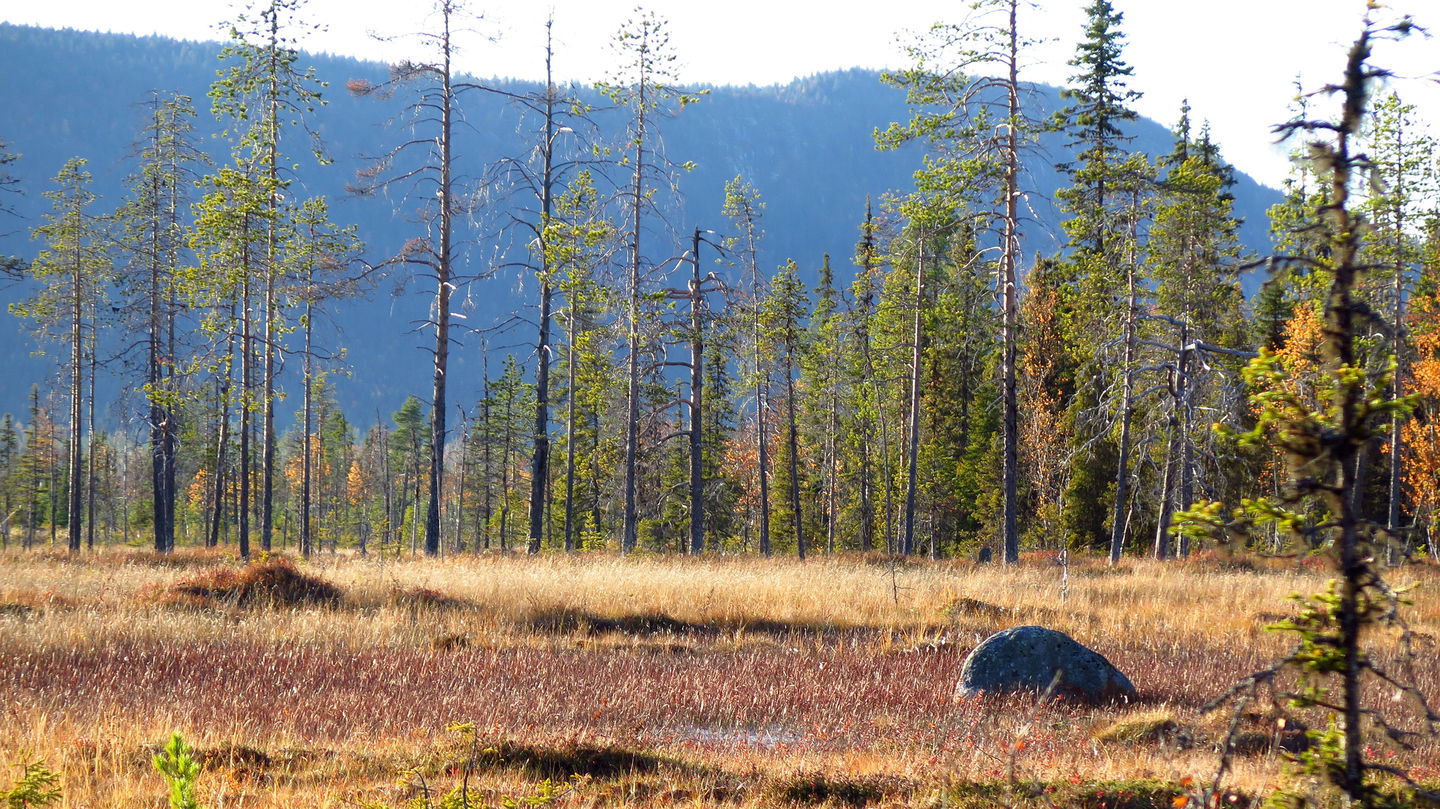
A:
1000 0 1022 564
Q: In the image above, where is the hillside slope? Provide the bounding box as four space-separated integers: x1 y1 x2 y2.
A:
0 23 1281 422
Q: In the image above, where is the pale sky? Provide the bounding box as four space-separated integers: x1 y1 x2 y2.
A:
4 0 1436 188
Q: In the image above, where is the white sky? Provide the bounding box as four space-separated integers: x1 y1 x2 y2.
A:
4 0 1437 188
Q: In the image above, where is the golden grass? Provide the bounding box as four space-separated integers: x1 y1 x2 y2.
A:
1 549 1437 807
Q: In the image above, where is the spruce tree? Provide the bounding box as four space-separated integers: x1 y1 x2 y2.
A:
761 258 809 558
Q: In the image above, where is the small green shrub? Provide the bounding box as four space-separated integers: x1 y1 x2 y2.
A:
2 757 61 809
153 733 201 809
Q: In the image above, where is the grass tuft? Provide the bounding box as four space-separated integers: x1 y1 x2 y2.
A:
157 557 343 609
1094 711 1192 747
768 772 908 807
195 743 272 774
937 779 1249 809
389 585 473 612
468 740 673 780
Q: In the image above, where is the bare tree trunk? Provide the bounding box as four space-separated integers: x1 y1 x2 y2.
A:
301 295 314 558
688 229 705 556
423 14 455 558
67 258 84 554
378 414 394 559
1388 171 1408 562
787 368 804 560
1000 0 1022 564
482 376 494 551
826 386 838 554
620 73 650 556
238 224 253 559
86 334 96 551
527 27 558 557
563 292 579 553
208 338 233 549
1178 332 1196 558
901 241 925 557
1107 202 1141 565
454 406 469 552
757 371 772 557
1154 414 1177 559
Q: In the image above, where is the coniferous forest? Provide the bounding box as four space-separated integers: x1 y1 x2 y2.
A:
3 2 1440 808
0 0 1344 562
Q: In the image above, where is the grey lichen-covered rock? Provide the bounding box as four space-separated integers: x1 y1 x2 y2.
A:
957 625 1137 704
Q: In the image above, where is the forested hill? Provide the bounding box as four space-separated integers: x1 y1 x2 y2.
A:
0 22 1281 421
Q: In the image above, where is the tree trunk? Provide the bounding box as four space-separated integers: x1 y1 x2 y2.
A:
1107 201 1141 565
901 241 925 557
564 291 579 553
454 407 469 551
301 295 314 558
86 332 96 551
688 228 705 556
238 223 253 559
1000 0 1022 564
424 18 454 557
67 257 83 554
527 32 558 557
621 91 647 555
787 367 804 560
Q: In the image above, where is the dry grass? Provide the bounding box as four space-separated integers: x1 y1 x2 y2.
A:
1 549 1437 807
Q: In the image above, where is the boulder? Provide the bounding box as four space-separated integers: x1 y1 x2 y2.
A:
957 625 1136 704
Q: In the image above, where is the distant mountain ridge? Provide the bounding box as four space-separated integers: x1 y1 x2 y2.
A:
0 23 1282 423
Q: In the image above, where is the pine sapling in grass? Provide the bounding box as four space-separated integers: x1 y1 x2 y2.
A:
2 756 61 809
153 733 201 809
1176 10 1440 809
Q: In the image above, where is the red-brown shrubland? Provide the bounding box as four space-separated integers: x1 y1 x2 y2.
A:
1 550 1436 807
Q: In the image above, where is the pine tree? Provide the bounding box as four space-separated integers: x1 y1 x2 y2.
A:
116 92 208 553
350 0 484 556
598 8 702 553
879 0 1037 561
723 176 772 555
285 197 362 557
212 0 329 553
543 171 615 552
11 158 110 553
188 162 272 557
